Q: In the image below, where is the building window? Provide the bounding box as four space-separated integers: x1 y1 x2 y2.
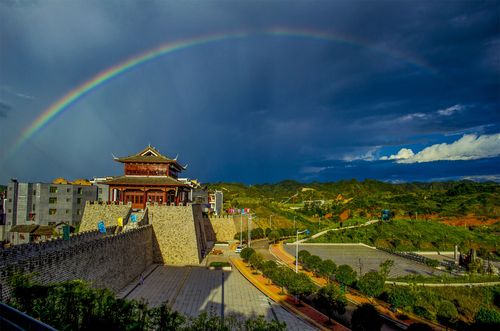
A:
33 189 36 195
8 198 11 202
8 187 12 191
32 204 36 210
49 187 57 193
66 209 69 214
49 197 57 204
77 188 83 194
77 198 82 204
49 209 57 215
76 209 81 215
66 198 70 202
8 209 11 213
67 188 70 193
98 188 103 194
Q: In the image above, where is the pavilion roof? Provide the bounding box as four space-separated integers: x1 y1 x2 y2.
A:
114 146 186 169
102 175 189 186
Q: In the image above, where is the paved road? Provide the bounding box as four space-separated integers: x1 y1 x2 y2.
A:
284 244 447 279
118 264 315 330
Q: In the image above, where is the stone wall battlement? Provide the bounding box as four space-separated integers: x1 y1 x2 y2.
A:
0 225 153 300
79 203 131 232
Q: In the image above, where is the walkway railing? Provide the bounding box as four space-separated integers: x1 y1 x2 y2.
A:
0 302 57 331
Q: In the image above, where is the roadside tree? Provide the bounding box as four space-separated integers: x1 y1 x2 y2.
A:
351 303 383 331
297 250 311 264
315 284 347 323
357 271 385 298
379 259 394 279
240 247 256 261
268 230 281 244
335 264 357 286
249 252 264 270
317 259 337 283
303 255 322 274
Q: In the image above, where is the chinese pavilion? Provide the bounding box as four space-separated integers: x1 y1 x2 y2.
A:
104 146 190 209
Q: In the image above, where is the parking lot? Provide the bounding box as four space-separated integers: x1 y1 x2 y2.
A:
284 243 447 278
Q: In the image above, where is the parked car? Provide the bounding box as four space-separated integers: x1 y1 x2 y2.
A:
235 245 244 253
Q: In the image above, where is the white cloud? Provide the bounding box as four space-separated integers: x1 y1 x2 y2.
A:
437 104 465 116
380 134 500 163
397 113 427 121
380 148 414 160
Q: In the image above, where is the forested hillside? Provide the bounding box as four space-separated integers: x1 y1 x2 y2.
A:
207 180 499 228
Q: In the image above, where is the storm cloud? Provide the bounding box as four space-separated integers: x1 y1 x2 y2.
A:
0 0 498 184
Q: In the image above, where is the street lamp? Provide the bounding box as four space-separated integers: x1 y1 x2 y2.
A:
269 214 273 229
295 229 310 273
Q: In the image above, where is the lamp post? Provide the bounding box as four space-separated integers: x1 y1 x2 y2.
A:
269 214 273 229
295 229 309 273
240 213 243 247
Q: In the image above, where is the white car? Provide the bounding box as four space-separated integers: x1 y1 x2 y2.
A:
235 245 244 253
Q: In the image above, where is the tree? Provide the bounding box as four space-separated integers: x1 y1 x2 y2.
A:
357 271 385 298
335 264 357 286
317 259 337 283
315 284 347 323
297 250 311 264
351 304 383 331
249 252 264 270
240 247 256 261
287 272 316 304
379 259 394 279
436 300 458 326
268 230 281 244
303 255 322 274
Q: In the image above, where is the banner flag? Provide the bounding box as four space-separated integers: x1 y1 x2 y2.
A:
131 214 137 223
98 221 106 234
63 225 70 240
117 217 123 227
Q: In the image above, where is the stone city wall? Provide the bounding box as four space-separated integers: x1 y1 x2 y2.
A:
79 202 131 232
0 225 153 301
148 204 205 265
203 215 238 242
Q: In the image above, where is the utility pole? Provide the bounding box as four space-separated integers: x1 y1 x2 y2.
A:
248 214 252 247
293 216 296 230
240 213 243 246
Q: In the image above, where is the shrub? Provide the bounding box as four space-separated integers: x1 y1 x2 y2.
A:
475 306 500 328
388 286 415 309
209 262 230 268
425 259 439 268
436 300 458 325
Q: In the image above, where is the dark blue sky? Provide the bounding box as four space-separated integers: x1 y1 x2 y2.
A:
0 0 499 184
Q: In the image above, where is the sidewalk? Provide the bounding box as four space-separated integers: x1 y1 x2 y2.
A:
231 258 350 331
271 243 446 331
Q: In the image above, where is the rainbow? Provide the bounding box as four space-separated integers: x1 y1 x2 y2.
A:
4 27 434 162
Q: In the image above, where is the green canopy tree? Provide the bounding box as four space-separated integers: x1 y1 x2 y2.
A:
357 271 385 298
317 259 337 283
303 255 323 274
351 304 383 331
297 250 311 264
287 272 316 304
315 284 347 323
268 230 281 244
335 264 357 286
249 252 264 270
240 247 256 261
